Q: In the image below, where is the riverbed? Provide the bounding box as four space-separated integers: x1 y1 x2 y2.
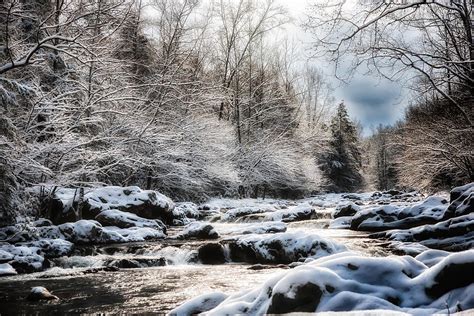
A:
0 219 394 314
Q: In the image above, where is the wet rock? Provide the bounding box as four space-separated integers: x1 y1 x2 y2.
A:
267 282 322 314
247 264 288 270
177 222 219 240
27 286 59 301
83 266 119 274
106 257 166 269
197 243 226 264
95 209 166 231
333 203 360 218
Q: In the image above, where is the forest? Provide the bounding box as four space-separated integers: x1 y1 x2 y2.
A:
0 0 473 315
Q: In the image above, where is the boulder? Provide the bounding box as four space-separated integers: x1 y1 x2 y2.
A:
425 254 474 299
228 232 345 264
82 186 175 223
46 186 175 225
267 282 322 314
197 243 226 264
27 286 59 301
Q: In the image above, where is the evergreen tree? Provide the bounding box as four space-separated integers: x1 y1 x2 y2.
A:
320 102 364 192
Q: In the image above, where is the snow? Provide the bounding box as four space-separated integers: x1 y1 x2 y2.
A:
104 226 167 242
95 209 165 229
19 239 74 258
180 250 474 315
85 186 174 213
0 263 17 276
213 222 287 235
169 292 228 316
227 231 347 263
176 222 219 240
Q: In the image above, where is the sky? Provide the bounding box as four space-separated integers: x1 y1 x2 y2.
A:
282 0 408 136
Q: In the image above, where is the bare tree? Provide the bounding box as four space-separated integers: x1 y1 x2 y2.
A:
306 0 473 126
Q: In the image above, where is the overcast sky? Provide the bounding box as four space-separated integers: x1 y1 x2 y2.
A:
282 0 407 136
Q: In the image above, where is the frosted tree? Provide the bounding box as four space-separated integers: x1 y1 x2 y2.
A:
319 102 364 192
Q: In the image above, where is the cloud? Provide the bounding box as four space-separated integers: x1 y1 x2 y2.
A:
341 77 405 135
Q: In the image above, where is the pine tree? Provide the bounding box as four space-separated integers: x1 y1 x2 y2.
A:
320 102 364 192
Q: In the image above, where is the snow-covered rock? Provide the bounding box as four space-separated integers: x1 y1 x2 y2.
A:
95 209 166 231
171 202 209 225
0 263 17 276
370 184 474 251
379 213 474 251
221 206 276 222
48 186 175 224
58 220 105 244
177 250 474 315
84 186 175 222
177 222 219 240
103 226 166 242
350 197 448 231
169 292 228 316
265 204 317 223
27 286 59 301
19 239 74 258
227 231 346 264
444 182 474 218
214 222 287 235
0 244 48 273
333 202 361 218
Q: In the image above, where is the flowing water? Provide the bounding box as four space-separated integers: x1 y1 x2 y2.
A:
0 217 396 314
